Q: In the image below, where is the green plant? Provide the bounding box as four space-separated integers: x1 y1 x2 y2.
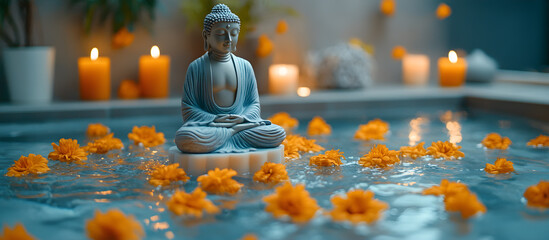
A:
0 0 34 47
70 0 157 34
181 0 297 40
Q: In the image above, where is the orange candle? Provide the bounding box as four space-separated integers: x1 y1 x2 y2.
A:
438 50 467 87
139 45 170 98
78 48 111 100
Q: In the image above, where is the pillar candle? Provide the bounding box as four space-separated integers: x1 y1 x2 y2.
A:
78 48 110 100
139 45 170 98
438 50 467 87
269 64 298 95
402 54 430 86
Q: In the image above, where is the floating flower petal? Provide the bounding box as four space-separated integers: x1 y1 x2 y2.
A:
527 135 549 147
399 142 427 160
269 112 298 131
282 134 324 159
276 20 288 34
149 163 190 187
197 168 243 195
118 80 140 100
444 190 486 219
128 126 165 147
253 162 289 184
87 123 109 138
263 182 319 223
86 209 144 240
391 46 406 60
166 188 220 218
48 138 88 163
329 189 388 224
354 119 389 141
481 133 512 149
0 223 36 240
436 3 451 19
422 179 468 197
309 149 345 167
485 158 514 174
427 141 464 159
380 0 395 16
6 154 50 177
86 133 124 154
359 144 400 168
307 116 332 136
256 34 274 58
523 180 549 208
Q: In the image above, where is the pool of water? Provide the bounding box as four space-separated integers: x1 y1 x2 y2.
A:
0 111 548 240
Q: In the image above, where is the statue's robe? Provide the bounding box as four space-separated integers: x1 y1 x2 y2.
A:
175 53 286 153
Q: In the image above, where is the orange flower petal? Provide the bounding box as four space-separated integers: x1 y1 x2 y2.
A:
309 149 345 167
128 126 165 148
6 154 50 177
86 209 144 240
524 180 549 208
380 0 396 16
329 189 388 224
276 20 288 34
391 46 406 60
436 3 452 19
166 188 220 217
149 163 190 187
359 144 400 168
263 182 319 223
48 138 88 163
307 116 331 136
197 168 243 195
118 80 140 100
253 162 289 184
256 34 274 58
0 223 36 240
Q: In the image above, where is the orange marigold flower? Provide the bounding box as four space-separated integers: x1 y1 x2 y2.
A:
149 163 190 187
112 27 135 49
481 133 512 149
256 34 274 58
276 20 288 34
523 180 549 208
87 123 109 138
166 188 220 217
0 223 36 240
444 190 486 219
269 112 298 131
436 3 451 19
128 126 165 148
253 162 289 184
354 119 390 141
86 209 144 240
399 142 427 160
118 80 140 100
86 133 124 154
358 144 400 168
527 135 549 147
241 234 258 240
309 149 345 167
329 189 388 224
422 179 468 197
427 141 464 159
307 116 332 136
391 46 406 60
282 134 324 159
197 168 243 195
263 182 319 223
485 158 514 174
6 154 50 177
48 138 88 163
380 0 395 16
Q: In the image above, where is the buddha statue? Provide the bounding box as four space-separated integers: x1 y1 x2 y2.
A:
175 4 286 154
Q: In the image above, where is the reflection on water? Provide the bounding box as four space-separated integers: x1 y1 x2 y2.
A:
0 112 548 239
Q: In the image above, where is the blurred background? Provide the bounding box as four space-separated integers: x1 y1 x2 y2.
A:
0 0 547 102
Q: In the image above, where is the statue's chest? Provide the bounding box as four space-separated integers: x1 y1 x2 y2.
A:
210 62 237 92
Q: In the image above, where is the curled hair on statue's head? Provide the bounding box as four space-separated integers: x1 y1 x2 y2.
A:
203 4 241 51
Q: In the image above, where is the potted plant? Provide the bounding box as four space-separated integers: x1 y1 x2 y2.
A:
1 0 55 104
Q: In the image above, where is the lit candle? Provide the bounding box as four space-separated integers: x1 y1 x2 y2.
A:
78 47 111 100
268 64 298 95
402 54 430 86
438 50 467 87
139 45 171 98
297 87 311 97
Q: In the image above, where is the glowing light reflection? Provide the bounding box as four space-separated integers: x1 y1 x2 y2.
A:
153 222 169 230
446 121 462 144
408 117 429 145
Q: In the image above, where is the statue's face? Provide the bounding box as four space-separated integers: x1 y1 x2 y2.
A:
206 22 240 53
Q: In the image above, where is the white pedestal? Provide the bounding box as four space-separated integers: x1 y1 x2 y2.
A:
169 145 284 176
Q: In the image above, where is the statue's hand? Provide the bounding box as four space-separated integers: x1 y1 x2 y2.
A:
209 122 238 128
214 114 244 124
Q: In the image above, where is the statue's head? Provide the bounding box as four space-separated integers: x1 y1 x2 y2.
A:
203 4 241 53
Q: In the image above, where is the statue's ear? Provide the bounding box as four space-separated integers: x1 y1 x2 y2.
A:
202 30 209 51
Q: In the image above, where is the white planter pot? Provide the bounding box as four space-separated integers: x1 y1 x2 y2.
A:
3 46 55 104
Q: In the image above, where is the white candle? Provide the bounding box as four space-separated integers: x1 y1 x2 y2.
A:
269 64 298 95
402 54 430 86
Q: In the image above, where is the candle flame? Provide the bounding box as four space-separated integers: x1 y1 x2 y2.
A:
90 48 98 61
297 87 310 97
151 45 160 59
448 50 457 63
